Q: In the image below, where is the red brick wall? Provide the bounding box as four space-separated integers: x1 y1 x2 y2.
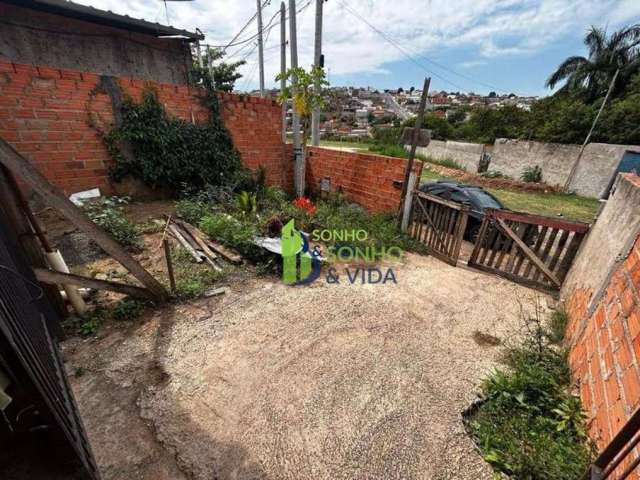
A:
306 147 423 212
566 228 640 474
0 61 288 194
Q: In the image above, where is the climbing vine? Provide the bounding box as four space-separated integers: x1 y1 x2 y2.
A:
103 87 242 193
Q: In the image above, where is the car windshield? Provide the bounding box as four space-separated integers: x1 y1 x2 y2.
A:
466 190 502 209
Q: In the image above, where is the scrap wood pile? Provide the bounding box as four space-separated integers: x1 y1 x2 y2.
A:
163 216 243 270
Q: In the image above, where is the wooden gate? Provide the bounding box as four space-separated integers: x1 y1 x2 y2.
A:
408 191 469 266
468 209 589 292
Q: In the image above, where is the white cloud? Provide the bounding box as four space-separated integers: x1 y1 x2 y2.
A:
72 0 640 90
458 60 488 68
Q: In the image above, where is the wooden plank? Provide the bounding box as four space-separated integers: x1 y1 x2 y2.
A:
466 262 559 296
415 191 465 211
533 228 559 283
451 209 468 263
175 220 223 272
548 229 570 273
416 198 449 253
468 218 489 265
34 268 156 300
401 172 417 232
487 208 590 233
556 232 584 282
522 226 548 279
496 218 561 287
0 139 169 302
505 222 527 273
163 238 176 294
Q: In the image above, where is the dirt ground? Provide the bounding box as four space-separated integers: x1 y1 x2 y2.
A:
61 252 552 480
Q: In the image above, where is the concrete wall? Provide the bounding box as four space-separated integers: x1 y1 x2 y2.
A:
562 174 640 463
491 138 580 186
0 2 192 85
414 139 483 172
491 139 640 198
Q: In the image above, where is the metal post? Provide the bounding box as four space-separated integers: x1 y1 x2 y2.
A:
256 0 265 97
564 68 620 191
289 0 303 196
280 2 287 144
311 0 324 146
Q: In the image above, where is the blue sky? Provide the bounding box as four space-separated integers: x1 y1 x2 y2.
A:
76 0 640 97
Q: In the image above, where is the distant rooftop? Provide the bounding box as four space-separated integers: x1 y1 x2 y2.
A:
4 0 204 41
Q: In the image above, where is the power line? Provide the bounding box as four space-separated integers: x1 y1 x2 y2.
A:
337 0 513 94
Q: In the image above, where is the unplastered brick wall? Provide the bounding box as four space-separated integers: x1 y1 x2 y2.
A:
306 147 422 212
562 174 640 473
0 61 288 194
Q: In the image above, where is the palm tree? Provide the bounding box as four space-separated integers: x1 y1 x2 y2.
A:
546 25 640 101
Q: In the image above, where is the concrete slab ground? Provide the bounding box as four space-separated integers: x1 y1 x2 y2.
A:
62 253 551 480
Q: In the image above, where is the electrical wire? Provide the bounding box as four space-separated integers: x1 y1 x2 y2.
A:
337 0 515 94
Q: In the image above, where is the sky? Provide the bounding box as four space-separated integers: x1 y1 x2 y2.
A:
74 0 640 97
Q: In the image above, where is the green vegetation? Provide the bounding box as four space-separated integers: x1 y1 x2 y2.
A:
521 165 543 183
67 296 149 337
318 139 372 151
112 298 146 321
466 311 594 479
105 88 242 193
170 247 226 299
486 189 599 223
82 196 143 250
368 144 463 170
191 46 245 92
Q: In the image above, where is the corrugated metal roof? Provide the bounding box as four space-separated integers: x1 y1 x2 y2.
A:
5 0 204 41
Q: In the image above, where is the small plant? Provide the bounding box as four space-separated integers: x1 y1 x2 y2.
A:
293 197 317 215
549 308 569 344
237 191 258 215
522 165 543 183
83 196 142 250
175 198 211 224
466 309 594 479
170 247 225 299
480 170 507 179
112 298 146 321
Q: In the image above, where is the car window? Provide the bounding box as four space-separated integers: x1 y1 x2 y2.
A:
466 190 502 209
450 191 469 203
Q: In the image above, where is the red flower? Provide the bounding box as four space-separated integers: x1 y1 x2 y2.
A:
293 197 317 215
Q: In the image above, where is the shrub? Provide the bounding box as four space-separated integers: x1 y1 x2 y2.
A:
522 165 543 183
112 298 145 321
371 126 402 145
199 213 267 263
170 247 224 299
82 197 142 250
105 88 242 194
466 313 593 479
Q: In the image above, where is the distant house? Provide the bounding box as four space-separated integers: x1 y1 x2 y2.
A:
0 0 203 84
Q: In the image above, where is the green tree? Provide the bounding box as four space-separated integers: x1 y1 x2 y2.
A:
458 106 529 143
403 113 454 140
192 47 245 92
276 66 329 195
546 24 640 102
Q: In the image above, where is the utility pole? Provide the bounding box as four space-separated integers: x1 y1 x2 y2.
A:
564 68 620 191
280 2 287 144
289 0 303 196
399 76 430 224
311 0 324 146
256 0 265 97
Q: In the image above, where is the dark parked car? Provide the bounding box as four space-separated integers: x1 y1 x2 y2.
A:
418 181 504 242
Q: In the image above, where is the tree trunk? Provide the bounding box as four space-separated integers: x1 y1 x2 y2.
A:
296 119 310 197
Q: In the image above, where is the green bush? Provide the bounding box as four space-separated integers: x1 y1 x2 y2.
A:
105 88 242 194
82 197 142 249
112 298 146 321
170 247 224 299
466 314 593 479
371 126 402 145
175 198 212 225
522 165 543 183
199 213 265 262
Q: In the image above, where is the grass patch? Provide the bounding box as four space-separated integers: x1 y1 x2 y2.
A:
466 311 594 479
486 189 600 224
368 144 464 170
171 246 226 299
319 139 373 151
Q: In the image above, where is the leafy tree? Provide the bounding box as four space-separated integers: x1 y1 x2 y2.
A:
447 109 467 127
546 25 640 102
276 66 329 195
403 113 455 140
458 106 529 143
192 47 245 92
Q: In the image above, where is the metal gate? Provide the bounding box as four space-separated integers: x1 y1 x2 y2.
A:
408 190 469 266
0 218 100 478
468 209 589 292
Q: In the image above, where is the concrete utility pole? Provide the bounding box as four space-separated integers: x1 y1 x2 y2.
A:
195 40 203 68
289 0 303 196
280 2 287 143
311 0 324 146
564 68 620 191
256 0 265 97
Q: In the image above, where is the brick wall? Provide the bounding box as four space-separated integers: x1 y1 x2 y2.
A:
0 61 288 194
306 147 423 212
563 174 640 474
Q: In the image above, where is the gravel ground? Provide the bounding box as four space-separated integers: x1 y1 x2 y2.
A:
63 253 551 480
